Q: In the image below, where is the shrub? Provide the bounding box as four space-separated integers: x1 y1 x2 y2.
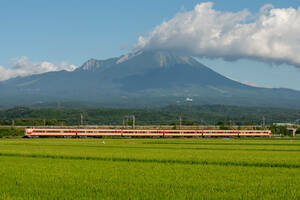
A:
0 127 24 138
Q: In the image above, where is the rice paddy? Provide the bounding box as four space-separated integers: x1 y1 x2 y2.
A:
0 138 300 199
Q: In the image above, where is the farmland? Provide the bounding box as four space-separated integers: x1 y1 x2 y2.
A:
0 138 300 199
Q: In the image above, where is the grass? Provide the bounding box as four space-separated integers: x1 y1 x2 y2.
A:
0 138 300 199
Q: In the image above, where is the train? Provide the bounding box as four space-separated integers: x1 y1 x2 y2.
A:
25 128 271 138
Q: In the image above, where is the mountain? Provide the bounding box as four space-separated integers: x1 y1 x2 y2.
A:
1 50 300 108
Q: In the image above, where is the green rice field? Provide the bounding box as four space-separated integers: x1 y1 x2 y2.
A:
0 138 300 199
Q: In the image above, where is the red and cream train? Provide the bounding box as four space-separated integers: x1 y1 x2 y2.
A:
25 128 271 138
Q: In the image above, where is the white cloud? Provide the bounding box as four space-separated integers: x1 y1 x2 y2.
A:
0 56 76 81
135 2 300 67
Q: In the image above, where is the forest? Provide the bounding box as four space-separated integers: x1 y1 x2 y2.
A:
1 104 300 126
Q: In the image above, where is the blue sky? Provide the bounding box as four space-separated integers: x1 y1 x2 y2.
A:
1 0 300 90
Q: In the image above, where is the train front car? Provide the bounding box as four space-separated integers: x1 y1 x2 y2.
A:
24 128 34 137
24 128 77 137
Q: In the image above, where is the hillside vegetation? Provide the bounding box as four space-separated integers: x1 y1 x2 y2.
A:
0 105 299 126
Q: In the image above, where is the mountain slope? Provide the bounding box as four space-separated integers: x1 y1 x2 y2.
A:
1 51 300 108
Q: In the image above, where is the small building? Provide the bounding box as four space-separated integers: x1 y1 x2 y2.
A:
273 123 296 126
186 98 193 102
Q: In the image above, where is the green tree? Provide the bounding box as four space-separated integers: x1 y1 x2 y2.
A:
270 125 291 136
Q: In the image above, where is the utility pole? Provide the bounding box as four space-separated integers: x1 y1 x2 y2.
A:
80 114 83 126
124 115 135 129
12 119 15 128
262 116 265 128
179 116 182 130
132 115 135 129
57 102 61 110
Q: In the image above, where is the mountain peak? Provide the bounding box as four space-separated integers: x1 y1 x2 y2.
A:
116 51 143 64
81 58 98 70
78 50 198 72
79 57 118 71
117 50 199 67
149 51 197 67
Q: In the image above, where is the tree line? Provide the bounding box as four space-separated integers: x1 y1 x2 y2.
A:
0 105 299 127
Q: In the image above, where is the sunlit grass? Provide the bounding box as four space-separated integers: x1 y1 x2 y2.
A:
0 138 300 199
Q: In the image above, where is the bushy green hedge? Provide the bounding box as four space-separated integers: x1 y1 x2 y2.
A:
269 125 291 136
0 128 24 138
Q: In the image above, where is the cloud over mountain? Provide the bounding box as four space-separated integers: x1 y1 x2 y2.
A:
136 2 300 67
0 57 76 81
